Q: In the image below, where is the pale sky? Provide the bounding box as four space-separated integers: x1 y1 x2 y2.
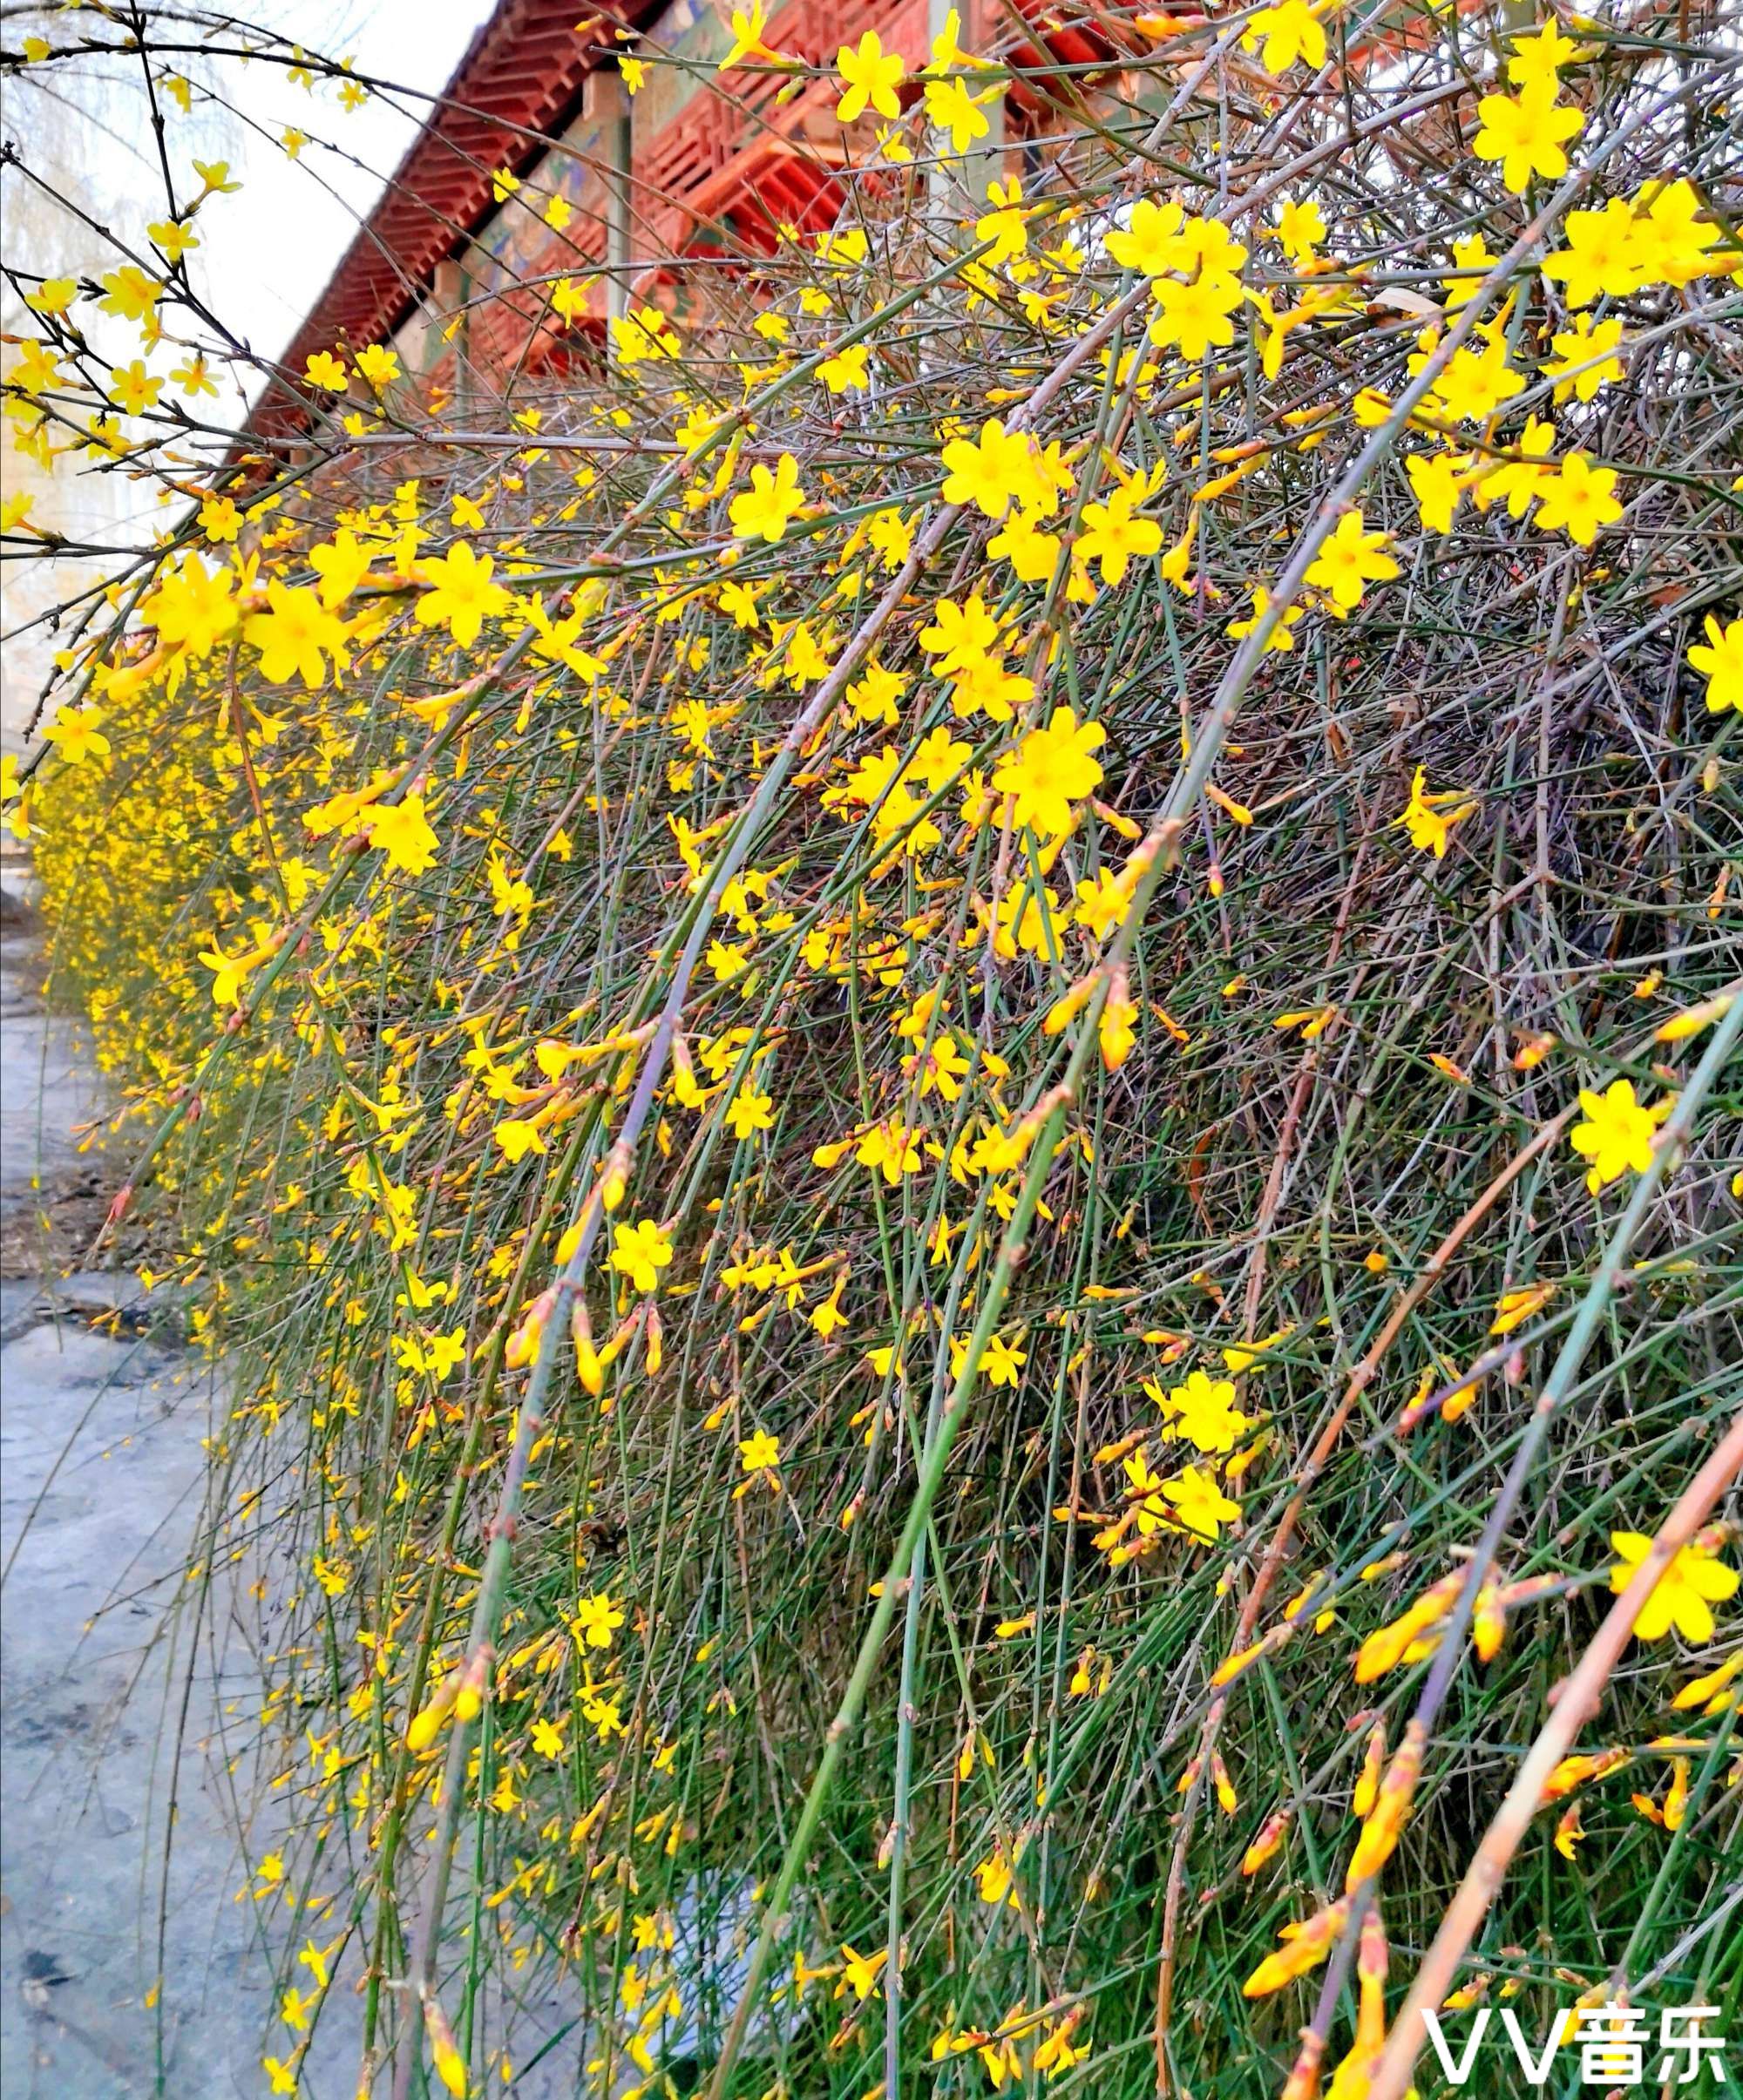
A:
190 2 503 379
1 1 498 736
5 0 500 396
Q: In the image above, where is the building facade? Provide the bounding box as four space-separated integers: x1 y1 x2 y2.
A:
247 0 1135 441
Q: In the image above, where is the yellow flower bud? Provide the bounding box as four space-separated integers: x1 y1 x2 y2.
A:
424 1994 468 2096
1243 1896 1351 1998
1346 1721 1424 1889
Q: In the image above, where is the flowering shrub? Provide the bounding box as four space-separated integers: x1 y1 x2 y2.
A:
4 5 1741 2097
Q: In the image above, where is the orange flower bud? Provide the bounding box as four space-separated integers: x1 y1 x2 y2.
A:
1474 1582 1507 1663
1241 1809 1291 1876
423 1992 469 2096
1326 1907 1389 2097
1042 971 1099 1036
1664 1755 1691 1832
1211 1641 1265 1687
571 1299 603 1394
1353 1723 1386 1819
451 1643 492 1725
1279 2030 1325 2100
1099 964 1138 1071
1346 1721 1424 1890
1543 1745 1630 1799
505 1284 554 1370
406 1670 458 1753
1243 1896 1352 1998
1353 1573 1460 1683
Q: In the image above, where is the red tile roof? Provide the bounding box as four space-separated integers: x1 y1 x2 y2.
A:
247 0 1134 444
250 1 654 438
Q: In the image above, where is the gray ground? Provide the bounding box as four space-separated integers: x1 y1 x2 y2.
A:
0 887 365 2097
0 888 585 2097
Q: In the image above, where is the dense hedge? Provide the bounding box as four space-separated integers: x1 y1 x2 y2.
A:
10 6 1743 2097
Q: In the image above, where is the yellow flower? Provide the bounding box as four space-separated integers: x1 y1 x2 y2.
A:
980 1332 1027 1387
974 177 1030 264
1394 766 1475 857
142 551 238 654
1147 271 1244 361
974 1842 1023 1907
304 349 349 390
43 705 111 766
1239 0 1326 75
835 30 904 123
939 417 1047 520
110 358 163 414
24 276 76 315
1569 1078 1672 1191
200 932 275 1008
720 3 776 70
810 1277 848 1338
990 706 1106 837
1414 336 1523 424
367 794 440 877
1506 19 1584 91
1544 314 1624 403
197 495 241 544
1687 614 1742 714
245 580 350 688
1227 585 1305 653
193 156 242 194
1542 199 1645 307
919 590 1000 672
1105 195 1187 277
1077 485 1163 584
417 541 511 647
609 1218 673 1293
724 1085 774 1139
147 217 199 263
1163 1370 1249 1454
1609 1530 1739 1643
729 453 805 542
818 340 871 393
1405 450 1471 535
1629 176 1723 288
1305 508 1398 614
1273 195 1326 261
354 342 401 388
573 1591 625 1647
1034 2011 1091 2077
834 1942 887 2001
1471 81 1583 193
98 264 162 322
611 303 681 363
925 75 992 155
1531 452 1623 545
1163 1464 1242 1541
738 1428 781 1473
